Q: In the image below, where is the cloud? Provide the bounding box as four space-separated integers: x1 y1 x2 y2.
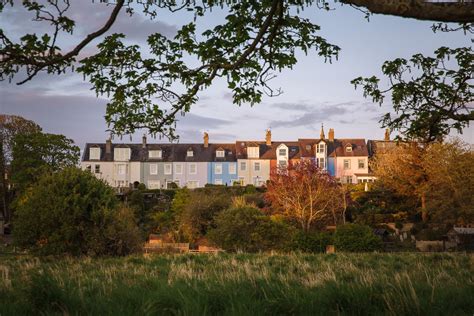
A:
0 84 233 149
268 102 350 128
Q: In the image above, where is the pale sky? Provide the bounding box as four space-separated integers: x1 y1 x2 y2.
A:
1 2 472 149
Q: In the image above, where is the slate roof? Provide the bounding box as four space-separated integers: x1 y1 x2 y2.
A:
298 138 367 158
82 137 369 162
367 140 398 157
208 143 237 162
260 141 301 160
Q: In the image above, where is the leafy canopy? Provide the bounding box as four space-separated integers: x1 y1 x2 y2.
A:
13 167 142 256
11 131 80 191
352 47 473 142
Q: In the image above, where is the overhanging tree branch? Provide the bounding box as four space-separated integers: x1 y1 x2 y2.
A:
341 0 474 23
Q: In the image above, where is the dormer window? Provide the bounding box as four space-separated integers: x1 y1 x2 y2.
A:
317 143 326 154
149 150 162 159
187 149 194 157
247 146 259 158
114 148 131 161
345 145 352 152
216 149 225 158
89 147 100 160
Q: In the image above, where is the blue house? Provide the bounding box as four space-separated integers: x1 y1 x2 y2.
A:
207 143 238 186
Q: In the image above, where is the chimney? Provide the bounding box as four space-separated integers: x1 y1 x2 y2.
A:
142 134 147 148
328 128 335 142
203 132 209 148
384 129 390 141
106 137 112 155
320 123 325 139
265 129 272 146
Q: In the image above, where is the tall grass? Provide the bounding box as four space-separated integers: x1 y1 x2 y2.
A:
0 253 473 315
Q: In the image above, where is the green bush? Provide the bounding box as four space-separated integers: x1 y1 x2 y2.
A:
208 207 289 252
333 224 382 252
13 167 142 256
290 231 332 253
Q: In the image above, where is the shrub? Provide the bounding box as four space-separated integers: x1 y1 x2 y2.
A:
13 167 142 256
208 207 289 252
290 231 332 253
333 224 382 252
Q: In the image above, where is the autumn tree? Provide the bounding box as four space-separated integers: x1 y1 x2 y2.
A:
0 115 41 222
423 139 474 225
372 143 430 222
1 1 472 139
372 139 473 223
266 160 344 232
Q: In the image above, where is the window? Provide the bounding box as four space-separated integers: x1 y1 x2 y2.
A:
175 163 183 174
216 150 225 158
187 180 199 189
149 164 158 175
95 165 101 174
117 164 127 175
345 145 352 152
214 179 223 185
89 147 100 160
253 177 262 186
86 164 92 172
306 145 311 151
189 163 197 174
238 177 245 185
343 159 351 170
164 163 172 175
317 143 325 153
278 148 287 156
116 180 128 187
147 180 160 189
187 149 194 157
215 163 222 174
114 148 131 161
278 160 287 169
358 159 365 169
254 162 261 171
318 157 325 169
240 161 247 171
229 163 236 174
345 176 353 184
247 147 259 158
149 150 162 159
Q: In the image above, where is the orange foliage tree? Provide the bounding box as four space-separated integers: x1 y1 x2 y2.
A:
266 160 345 232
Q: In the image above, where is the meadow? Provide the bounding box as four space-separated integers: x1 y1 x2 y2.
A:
0 252 473 315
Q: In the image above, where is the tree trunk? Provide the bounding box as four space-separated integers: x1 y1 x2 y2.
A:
341 0 474 23
0 137 7 223
421 193 428 222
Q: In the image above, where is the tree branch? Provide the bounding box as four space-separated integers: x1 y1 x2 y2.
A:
341 0 474 23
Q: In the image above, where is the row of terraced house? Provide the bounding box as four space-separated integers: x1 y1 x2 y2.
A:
81 127 393 189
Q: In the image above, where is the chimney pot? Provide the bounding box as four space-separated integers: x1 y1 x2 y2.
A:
265 129 272 146
328 128 335 141
106 137 112 155
203 132 209 148
384 129 390 141
142 134 147 148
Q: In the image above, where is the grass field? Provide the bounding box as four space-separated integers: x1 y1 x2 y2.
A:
0 252 473 315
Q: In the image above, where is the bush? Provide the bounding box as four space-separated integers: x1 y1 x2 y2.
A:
208 207 289 252
13 167 142 256
290 231 332 253
333 224 382 252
